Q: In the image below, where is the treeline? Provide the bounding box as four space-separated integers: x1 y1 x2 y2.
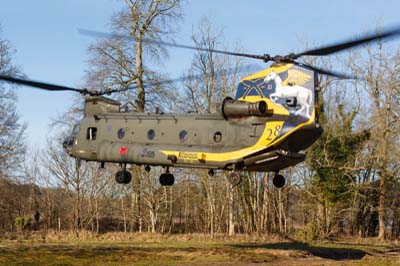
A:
1 165 400 240
0 0 399 240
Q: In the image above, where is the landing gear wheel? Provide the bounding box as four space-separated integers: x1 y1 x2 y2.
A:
159 173 175 186
228 172 241 187
273 174 285 188
208 169 215 177
115 170 132 184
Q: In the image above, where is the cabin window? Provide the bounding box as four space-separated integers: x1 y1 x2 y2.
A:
147 129 155 140
117 128 125 139
213 131 222 143
86 127 97 140
179 130 188 142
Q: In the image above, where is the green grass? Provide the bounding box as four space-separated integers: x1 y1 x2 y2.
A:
0 237 399 266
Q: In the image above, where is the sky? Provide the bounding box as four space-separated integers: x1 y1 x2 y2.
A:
0 0 400 149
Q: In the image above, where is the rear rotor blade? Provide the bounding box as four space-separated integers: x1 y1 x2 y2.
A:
96 64 261 95
0 74 86 94
293 61 357 79
293 25 400 58
78 28 271 62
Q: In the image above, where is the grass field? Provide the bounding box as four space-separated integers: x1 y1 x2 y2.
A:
0 234 399 265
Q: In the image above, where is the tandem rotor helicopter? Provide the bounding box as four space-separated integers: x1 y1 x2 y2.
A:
1 26 400 188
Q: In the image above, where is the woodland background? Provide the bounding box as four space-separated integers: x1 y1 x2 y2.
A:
0 0 399 242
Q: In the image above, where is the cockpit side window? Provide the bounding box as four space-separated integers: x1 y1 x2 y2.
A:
86 127 97 140
235 83 245 99
246 88 261 96
235 79 265 99
72 124 80 136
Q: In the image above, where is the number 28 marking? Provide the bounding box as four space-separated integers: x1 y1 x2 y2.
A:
266 125 282 141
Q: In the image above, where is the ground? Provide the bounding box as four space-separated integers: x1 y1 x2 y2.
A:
0 234 399 265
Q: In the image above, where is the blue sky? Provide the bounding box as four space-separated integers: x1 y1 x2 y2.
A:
0 0 400 148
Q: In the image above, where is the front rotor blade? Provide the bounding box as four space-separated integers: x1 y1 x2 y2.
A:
0 74 85 93
293 25 400 58
78 28 270 62
293 62 357 79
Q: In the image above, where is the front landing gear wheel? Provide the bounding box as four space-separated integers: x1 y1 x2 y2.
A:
115 170 132 184
273 174 285 188
159 173 175 186
228 172 241 187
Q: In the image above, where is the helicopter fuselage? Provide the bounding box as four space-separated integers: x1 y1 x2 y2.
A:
64 110 321 172
63 64 323 175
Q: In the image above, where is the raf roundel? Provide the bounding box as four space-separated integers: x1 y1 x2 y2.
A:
119 146 128 155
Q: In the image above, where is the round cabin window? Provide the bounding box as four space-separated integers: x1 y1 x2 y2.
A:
117 128 125 139
179 130 188 142
213 131 222 143
147 129 156 140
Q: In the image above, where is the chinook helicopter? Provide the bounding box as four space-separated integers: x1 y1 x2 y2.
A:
1 26 400 188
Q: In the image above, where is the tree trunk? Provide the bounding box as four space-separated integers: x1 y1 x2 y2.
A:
168 187 173 233
261 175 269 233
378 171 386 239
95 197 99 234
149 207 156 233
135 34 145 112
184 181 189 233
228 184 235 236
209 181 215 238
122 198 127 233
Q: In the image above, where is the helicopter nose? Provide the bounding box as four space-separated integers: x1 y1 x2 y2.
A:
63 135 75 153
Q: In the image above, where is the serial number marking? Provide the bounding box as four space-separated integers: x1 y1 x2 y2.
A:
178 152 198 161
266 125 282 141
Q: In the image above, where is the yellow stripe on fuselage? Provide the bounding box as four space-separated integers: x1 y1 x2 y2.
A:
159 110 315 164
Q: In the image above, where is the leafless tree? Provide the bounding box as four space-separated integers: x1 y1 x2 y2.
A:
85 0 183 112
348 40 400 239
0 28 26 177
179 17 246 236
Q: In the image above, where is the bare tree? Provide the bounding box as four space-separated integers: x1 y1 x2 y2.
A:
85 0 183 111
44 135 110 232
180 17 246 236
0 28 26 177
349 41 400 239
182 17 244 114
84 1 183 233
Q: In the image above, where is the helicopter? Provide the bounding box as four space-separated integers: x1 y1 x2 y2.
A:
1 26 400 188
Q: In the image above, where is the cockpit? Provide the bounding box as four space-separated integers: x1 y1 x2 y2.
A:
63 123 80 152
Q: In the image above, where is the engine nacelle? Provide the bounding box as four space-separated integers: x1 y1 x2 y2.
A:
221 97 268 119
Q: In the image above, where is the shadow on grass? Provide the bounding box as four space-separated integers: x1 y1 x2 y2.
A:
231 242 368 260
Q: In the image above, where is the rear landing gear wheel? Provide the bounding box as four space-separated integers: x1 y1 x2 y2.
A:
273 174 285 188
115 170 132 184
159 173 175 186
227 172 241 187
160 168 174 186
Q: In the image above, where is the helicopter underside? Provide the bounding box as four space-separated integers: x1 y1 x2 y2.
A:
241 125 323 172
242 149 306 172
